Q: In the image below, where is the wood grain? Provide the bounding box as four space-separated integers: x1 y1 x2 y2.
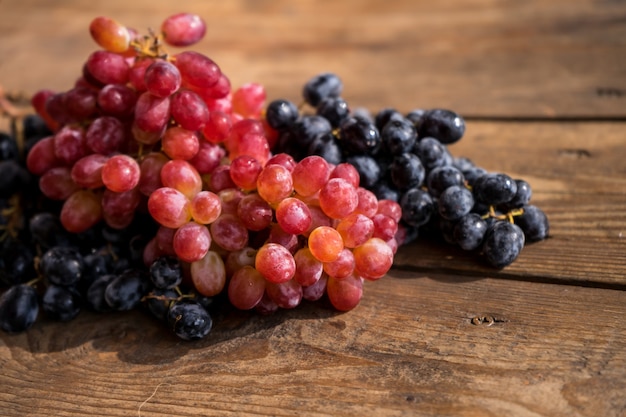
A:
0 0 625 118
1 1 625 416
1 273 625 417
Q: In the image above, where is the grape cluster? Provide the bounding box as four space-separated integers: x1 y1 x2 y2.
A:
1 13 405 340
268 73 550 268
1 12 549 341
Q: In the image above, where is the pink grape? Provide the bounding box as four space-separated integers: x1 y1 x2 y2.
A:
255 243 296 284
26 136 60 175
353 237 394 280
330 163 360 188
101 154 140 193
236 193 272 231
255 293 279 315
308 226 344 263
190 191 222 224
39 167 79 200
354 187 379 218
64 87 97 120
170 89 209 131
101 188 141 229
292 155 331 197
319 177 358 219
134 92 171 132
265 279 302 309
89 16 131 53
160 159 202 198
228 266 266 310
377 199 403 223
256 163 293 205
371 213 398 241
85 116 126 155
326 274 363 311
144 60 182 98
161 127 199 160
97 83 137 118
209 214 249 251
161 13 206 47
336 213 375 248
60 190 103 233
155 226 177 256
265 153 296 172
85 50 129 85
31 89 60 131
147 187 192 228
174 51 221 89
201 110 232 144
275 197 312 235
188 140 225 175
138 152 168 196
232 82 266 118
71 153 108 189
230 155 262 191
207 165 236 192
302 274 328 302
323 248 355 279
173 221 211 263
194 73 231 100
224 247 257 278
129 58 154 92
190 251 226 297
54 125 89 165
131 122 163 146
266 223 300 254
293 247 323 286
217 188 244 215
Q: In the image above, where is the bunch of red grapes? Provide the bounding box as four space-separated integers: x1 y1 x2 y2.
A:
26 13 400 322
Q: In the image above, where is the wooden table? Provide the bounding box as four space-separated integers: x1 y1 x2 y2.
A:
1 1 625 416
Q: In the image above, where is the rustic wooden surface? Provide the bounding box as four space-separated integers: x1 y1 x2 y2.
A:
1 1 626 416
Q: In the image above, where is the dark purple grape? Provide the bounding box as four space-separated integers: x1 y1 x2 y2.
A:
307 132 343 166
29 212 71 250
104 269 150 311
145 288 178 321
0 160 31 198
345 155 381 189
86 274 117 312
381 118 417 156
417 109 465 145
438 185 474 221
0 132 19 161
426 165 465 197
453 213 488 251
339 116 381 155
414 137 453 171
291 115 332 147
0 284 39 333
482 221 525 268
316 96 350 128
167 300 212 341
372 181 400 202
150 256 182 289
265 99 299 131
390 153 425 191
374 108 403 132
514 205 549 242
473 173 518 206
400 188 435 227
42 284 81 322
500 179 532 211
39 246 84 287
302 73 342 107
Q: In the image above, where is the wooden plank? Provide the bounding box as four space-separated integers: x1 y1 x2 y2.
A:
1 273 625 417
0 0 625 118
394 121 626 287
